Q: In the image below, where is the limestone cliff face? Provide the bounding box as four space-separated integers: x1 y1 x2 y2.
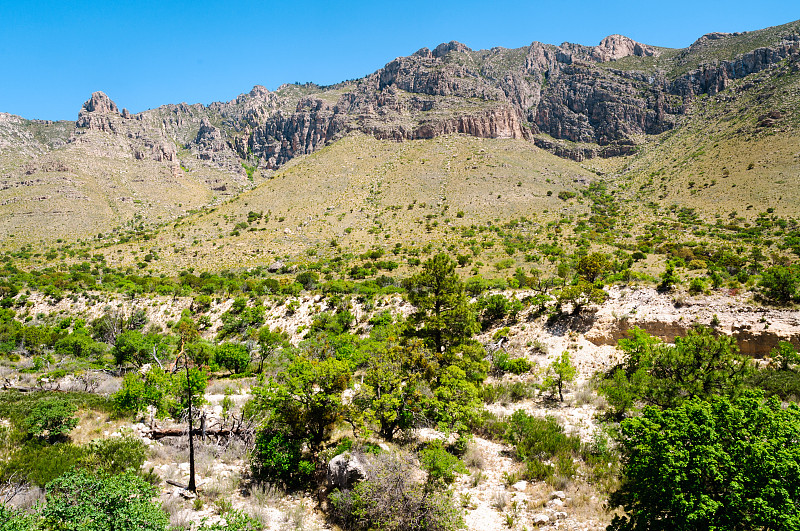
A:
73 91 177 163
43 22 800 171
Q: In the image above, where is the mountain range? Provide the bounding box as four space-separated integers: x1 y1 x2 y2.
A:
1 19 799 267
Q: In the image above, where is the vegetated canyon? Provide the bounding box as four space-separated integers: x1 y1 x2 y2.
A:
0 18 800 531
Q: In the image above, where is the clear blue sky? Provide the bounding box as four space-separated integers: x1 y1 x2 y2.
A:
1 0 797 120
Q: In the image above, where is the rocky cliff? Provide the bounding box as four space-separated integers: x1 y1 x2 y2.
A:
4 20 800 174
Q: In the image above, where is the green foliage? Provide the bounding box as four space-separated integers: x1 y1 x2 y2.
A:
609 393 800 531
22 398 78 441
598 327 753 413
40 469 169 531
112 367 176 418
112 330 164 367
53 330 106 359
555 280 606 315
504 410 580 482
252 355 350 453
251 428 313 488
196 510 263 530
403 253 479 353
576 252 610 283
476 294 523 329
657 263 680 292
419 441 467 485
217 298 265 340
330 452 465 531
492 351 532 375
541 351 577 401
1 441 87 487
759 265 798 304
352 339 431 441
214 342 251 374
84 433 147 475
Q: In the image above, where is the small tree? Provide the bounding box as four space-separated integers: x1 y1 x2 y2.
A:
403 253 479 353
214 342 251 374
609 393 800 531
576 252 610 283
541 351 577 401
23 398 79 442
759 265 798 304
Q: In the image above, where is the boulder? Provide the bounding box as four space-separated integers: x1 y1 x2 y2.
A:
327 452 368 490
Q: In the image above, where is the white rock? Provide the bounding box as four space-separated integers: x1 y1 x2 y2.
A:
532 513 549 525
549 498 564 508
554 511 568 520
512 480 528 492
551 490 566 500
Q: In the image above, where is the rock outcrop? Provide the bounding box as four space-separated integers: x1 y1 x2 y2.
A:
24 21 800 173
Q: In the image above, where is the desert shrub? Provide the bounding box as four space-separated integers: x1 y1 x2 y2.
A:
688 277 706 294
598 327 753 414
480 381 535 404
476 294 523 329
84 433 147 475
419 441 467 485
540 351 577 401
23 398 78 441
759 265 798 304
330 452 464 531
40 469 169 531
1 441 86 487
492 351 532 375
251 428 313 489
54 331 106 359
505 410 580 464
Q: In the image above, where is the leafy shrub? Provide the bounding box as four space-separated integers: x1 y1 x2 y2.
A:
609 393 800 531
84 433 147 475
23 398 78 441
214 342 251 374
419 441 467 485
492 351 532 376
40 469 169 531
759 265 798 304
598 327 752 413
251 429 313 489
504 410 580 465
1 441 86 487
330 452 464 531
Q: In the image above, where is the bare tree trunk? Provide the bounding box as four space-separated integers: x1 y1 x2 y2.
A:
186 362 196 493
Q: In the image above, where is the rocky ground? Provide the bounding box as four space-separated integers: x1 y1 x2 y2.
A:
6 286 800 530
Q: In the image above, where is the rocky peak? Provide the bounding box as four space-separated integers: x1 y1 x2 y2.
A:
432 41 472 58
249 85 270 98
591 34 660 62
81 91 119 115
76 91 122 131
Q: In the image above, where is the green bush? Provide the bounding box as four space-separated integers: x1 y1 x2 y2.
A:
84 433 147 475
40 469 169 531
609 393 800 531
759 265 798 304
419 441 467 485
22 398 78 441
1 441 86 487
503 410 582 484
214 342 251 374
251 428 313 489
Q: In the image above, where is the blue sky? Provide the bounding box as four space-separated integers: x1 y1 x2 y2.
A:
1 0 797 120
